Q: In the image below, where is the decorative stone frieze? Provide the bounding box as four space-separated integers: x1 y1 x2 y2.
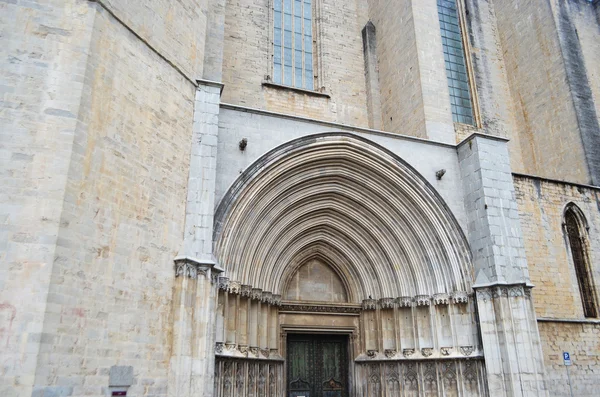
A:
379 297 395 309
421 348 433 357
175 261 209 279
228 280 241 294
451 291 469 304
240 284 252 297
362 298 377 310
250 288 262 300
402 348 415 358
433 293 449 305
415 295 431 306
279 304 361 314
396 296 413 307
218 276 230 290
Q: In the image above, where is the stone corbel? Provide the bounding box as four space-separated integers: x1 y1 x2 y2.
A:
261 291 272 304
272 294 282 306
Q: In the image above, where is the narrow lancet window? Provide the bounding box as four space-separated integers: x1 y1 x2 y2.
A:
273 0 313 89
437 0 475 125
565 207 597 318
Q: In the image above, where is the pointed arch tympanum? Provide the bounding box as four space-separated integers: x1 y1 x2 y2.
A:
213 133 473 302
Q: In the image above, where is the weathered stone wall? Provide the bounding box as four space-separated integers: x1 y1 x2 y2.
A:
30 5 195 396
538 321 600 397
1 0 198 396
514 175 600 397
0 1 96 396
221 0 370 126
463 0 525 171
493 0 591 184
513 175 600 319
100 0 208 79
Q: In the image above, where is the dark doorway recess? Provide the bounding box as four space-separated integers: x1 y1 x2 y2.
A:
287 334 349 397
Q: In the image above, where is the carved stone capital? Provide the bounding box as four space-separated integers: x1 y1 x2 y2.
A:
396 296 413 308
362 298 377 310
272 294 282 306
460 346 474 356
402 348 415 358
249 346 259 356
415 295 431 306
421 348 433 357
261 291 272 303
384 349 397 358
241 284 252 297
238 344 249 357
433 293 449 305
367 350 378 358
440 347 452 356
228 280 241 294
215 342 224 354
218 276 230 291
174 256 222 279
251 288 263 300
451 291 469 304
379 297 395 309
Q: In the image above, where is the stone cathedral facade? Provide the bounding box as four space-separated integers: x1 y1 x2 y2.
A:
1 0 599 396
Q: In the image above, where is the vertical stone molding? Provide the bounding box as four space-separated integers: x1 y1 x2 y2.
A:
459 134 547 396
169 80 224 397
362 21 383 130
169 257 223 397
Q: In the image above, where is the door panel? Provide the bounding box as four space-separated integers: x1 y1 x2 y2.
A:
287 334 348 397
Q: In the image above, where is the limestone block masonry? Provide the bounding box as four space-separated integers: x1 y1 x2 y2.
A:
458 134 547 396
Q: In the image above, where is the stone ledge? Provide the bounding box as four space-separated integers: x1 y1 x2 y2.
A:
262 81 331 98
537 317 600 324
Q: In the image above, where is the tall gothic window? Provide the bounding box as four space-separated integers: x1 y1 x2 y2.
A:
437 0 475 125
564 206 597 318
273 0 314 89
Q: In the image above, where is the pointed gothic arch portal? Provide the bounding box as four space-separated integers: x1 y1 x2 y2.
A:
212 133 488 397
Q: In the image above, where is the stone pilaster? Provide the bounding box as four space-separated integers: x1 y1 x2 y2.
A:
169 80 224 397
458 134 547 396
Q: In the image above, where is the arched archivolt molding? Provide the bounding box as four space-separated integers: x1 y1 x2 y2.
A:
213 133 473 301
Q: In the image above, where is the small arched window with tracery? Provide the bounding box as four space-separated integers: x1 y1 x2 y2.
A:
564 205 597 318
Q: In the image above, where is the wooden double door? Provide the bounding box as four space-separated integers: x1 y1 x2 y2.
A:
287 334 349 397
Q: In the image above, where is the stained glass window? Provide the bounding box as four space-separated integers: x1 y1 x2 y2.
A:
437 0 475 125
273 0 313 89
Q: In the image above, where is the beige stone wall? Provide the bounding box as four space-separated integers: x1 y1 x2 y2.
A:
514 175 600 395
101 0 208 79
221 0 369 126
29 6 195 396
538 321 600 397
494 0 590 184
1 0 197 395
0 1 96 395
513 175 600 319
